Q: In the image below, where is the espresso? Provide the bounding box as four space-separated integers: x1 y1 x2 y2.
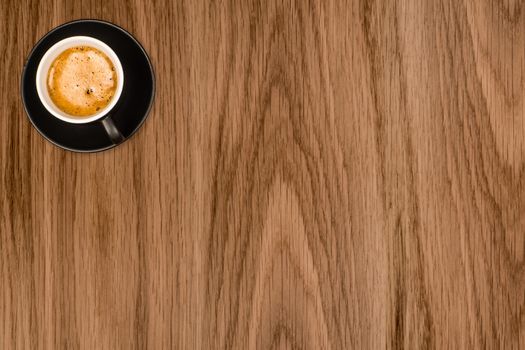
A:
47 46 117 117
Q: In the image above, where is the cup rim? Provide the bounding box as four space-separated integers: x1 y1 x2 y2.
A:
35 35 124 124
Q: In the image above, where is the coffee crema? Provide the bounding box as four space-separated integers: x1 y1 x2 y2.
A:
47 46 117 117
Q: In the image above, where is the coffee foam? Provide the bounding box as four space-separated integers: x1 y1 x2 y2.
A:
47 46 117 117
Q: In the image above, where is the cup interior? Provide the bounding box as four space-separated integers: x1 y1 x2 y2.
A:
36 36 124 124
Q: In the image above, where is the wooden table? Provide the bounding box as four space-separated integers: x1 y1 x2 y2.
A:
1 0 524 349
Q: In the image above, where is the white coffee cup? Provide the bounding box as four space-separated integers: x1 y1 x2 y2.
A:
36 36 124 124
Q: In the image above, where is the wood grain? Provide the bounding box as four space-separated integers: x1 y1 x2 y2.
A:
1 0 525 348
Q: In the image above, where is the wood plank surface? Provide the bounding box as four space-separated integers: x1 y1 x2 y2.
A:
1 0 525 348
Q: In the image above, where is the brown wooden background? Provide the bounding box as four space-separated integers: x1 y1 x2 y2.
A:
2 0 525 349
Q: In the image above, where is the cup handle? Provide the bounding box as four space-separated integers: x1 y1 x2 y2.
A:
101 116 124 144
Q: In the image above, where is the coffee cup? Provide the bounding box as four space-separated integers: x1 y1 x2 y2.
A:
36 36 124 142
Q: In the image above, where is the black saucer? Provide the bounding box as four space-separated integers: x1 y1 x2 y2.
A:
21 20 155 152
